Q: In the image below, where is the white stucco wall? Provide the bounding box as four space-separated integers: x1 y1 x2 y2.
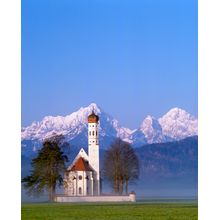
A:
88 122 100 195
54 194 136 202
64 170 94 196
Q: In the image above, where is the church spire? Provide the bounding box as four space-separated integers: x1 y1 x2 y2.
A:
88 109 100 195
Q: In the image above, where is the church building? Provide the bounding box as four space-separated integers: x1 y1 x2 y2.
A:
63 111 100 196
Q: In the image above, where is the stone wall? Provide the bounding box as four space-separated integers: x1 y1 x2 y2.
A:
54 194 136 202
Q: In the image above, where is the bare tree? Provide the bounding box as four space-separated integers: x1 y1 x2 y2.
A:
103 143 121 194
103 138 139 195
121 143 139 194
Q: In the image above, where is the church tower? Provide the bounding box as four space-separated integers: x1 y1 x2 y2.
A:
88 110 100 195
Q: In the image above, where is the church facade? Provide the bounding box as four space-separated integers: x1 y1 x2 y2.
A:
63 111 100 196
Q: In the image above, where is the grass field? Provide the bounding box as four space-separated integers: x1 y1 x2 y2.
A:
21 202 198 220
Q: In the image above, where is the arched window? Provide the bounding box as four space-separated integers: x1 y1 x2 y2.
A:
79 175 82 180
96 131 97 136
89 131 91 136
92 131 95 136
79 187 82 195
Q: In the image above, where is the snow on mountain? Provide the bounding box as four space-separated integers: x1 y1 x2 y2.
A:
21 103 132 147
158 107 198 140
131 115 173 147
139 115 169 143
21 104 198 149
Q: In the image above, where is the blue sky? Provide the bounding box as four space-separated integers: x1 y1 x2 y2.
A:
22 0 197 129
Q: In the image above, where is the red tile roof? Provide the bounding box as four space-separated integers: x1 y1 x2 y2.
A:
69 157 93 172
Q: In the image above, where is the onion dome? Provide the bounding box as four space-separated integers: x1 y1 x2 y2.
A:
88 110 99 123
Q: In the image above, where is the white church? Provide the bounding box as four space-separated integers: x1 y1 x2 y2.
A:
55 110 136 202
63 110 100 196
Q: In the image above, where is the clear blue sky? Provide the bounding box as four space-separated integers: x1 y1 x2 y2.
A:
22 0 198 129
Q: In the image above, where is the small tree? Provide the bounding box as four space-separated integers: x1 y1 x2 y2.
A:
121 143 139 194
103 141 121 194
103 138 139 195
22 134 68 201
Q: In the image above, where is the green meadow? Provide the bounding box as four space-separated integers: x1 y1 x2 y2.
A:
21 202 198 220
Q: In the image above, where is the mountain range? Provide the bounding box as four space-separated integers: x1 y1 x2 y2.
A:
21 103 197 151
21 104 198 198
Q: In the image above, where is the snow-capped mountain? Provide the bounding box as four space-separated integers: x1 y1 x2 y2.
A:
131 116 173 146
21 103 197 150
131 108 197 146
21 103 132 149
158 107 198 140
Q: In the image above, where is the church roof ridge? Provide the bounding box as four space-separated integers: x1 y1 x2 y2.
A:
69 156 94 172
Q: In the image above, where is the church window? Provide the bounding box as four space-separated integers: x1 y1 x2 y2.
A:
79 175 82 180
96 131 97 136
89 131 91 136
92 131 95 136
79 187 82 195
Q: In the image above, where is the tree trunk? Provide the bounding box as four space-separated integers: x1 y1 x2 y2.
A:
49 186 52 201
119 176 123 195
52 184 56 201
114 177 118 194
49 185 56 202
125 180 128 195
